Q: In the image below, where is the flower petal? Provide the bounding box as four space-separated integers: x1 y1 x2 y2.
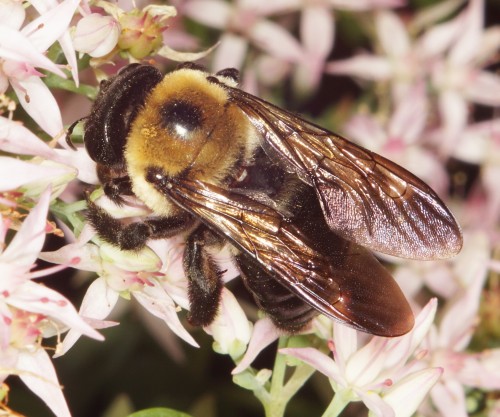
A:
58 31 79 86
17 349 71 417
9 281 103 341
457 349 500 389
437 90 468 153
376 11 410 57
407 298 437 355
383 367 443 417
416 11 463 59
205 288 251 358
55 277 119 357
430 379 468 417
0 24 64 76
475 26 500 66
388 82 427 144
0 0 25 29
326 55 393 80
280 347 343 383
250 19 304 62
464 71 500 106
328 0 404 10
232 317 279 374
11 76 63 137
183 0 231 28
447 0 483 66
212 32 248 71
332 322 358 369
346 336 389 386
359 389 394 417
133 280 199 347
0 157 70 192
41 237 101 274
52 148 99 185
1 186 50 265
301 6 334 59
0 116 57 158
21 0 79 53
29 0 79 84
438 262 487 350
157 42 220 62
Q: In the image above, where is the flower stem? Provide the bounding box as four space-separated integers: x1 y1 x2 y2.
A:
44 73 98 100
321 391 350 417
261 336 288 417
259 336 315 417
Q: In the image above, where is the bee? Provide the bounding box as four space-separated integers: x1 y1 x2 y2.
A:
71 62 462 337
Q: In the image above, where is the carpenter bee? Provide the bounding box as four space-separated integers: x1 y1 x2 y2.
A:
71 62 462 337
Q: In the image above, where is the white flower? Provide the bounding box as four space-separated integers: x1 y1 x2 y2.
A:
204 288 252 359
0 0 80 136
281 300 442 417
0 188 102 417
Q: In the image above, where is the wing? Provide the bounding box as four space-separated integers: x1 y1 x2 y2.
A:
227 87 462 260
148 173 413 336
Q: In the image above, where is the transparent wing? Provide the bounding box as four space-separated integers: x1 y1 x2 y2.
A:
228 87 462 260
149 174 413 336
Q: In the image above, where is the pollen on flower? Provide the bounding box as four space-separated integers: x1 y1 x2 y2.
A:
45 221 64 238
0 94 17 118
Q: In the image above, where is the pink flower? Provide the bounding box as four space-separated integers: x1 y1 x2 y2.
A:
232 318 279 374
0 188 102 417
325 2 469 100
0 0 80 136
281 300 442 417
326 0 500 155
183 0 304 72
430 0 500 154
42 218 199 353
421 258 500 417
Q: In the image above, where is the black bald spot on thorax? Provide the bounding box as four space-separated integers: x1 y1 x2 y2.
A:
159 100 204 140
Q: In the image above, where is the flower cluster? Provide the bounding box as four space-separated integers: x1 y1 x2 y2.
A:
0 0 499 416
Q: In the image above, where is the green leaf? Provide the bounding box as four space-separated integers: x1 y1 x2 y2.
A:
128 408 193 417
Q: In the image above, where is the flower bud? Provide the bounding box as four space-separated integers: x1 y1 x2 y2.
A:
118 9 165 59
73 13 121 58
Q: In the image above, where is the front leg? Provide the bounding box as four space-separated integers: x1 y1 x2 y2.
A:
86 198 195 251
184 225 226 327
96 164 134 205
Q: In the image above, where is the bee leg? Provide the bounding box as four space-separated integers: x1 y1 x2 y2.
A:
86 198 194 251
101 177 134 205
184 225 225 327
96 164 134 205
236 253 318 333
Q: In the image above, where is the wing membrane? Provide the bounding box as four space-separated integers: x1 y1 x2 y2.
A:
150 175 413 336
228 87 462 260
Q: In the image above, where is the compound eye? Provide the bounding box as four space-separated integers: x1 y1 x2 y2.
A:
160 100 204 140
